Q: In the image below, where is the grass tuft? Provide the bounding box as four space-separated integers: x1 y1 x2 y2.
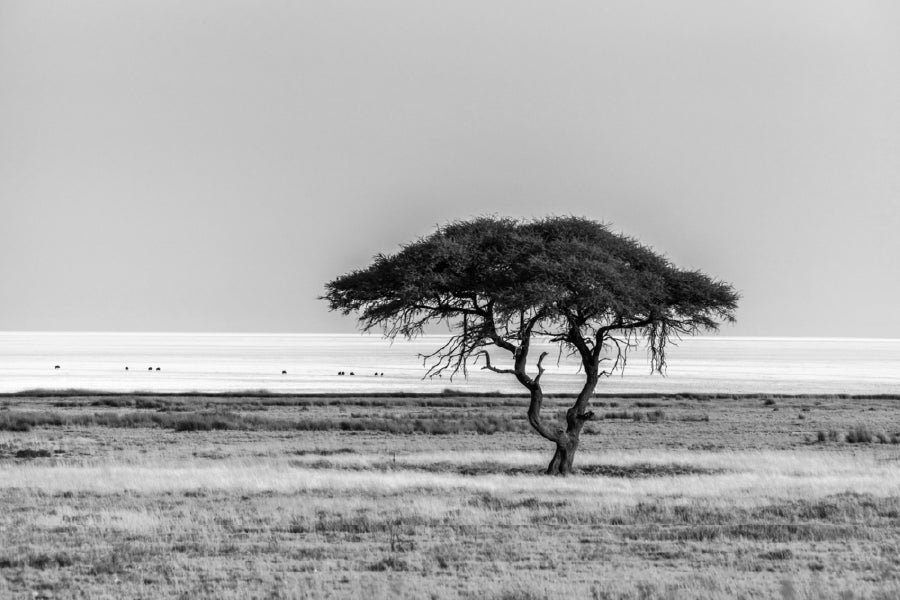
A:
846 425 874 444
816 429 842 443
368 556 410 571
645 409 666 423
759 548 793 561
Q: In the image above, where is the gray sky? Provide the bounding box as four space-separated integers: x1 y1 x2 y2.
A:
2 1 898 337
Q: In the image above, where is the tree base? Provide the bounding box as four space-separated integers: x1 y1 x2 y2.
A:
546 443 577 476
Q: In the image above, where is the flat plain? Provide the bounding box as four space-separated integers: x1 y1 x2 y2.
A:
2 391 900 599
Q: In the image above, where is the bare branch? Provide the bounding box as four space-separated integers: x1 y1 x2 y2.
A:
478 350 516 375
533 351 549 384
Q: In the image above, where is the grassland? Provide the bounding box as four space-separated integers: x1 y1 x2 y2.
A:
2 391 900 599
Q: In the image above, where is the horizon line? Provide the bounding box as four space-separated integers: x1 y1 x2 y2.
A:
1 331 899 343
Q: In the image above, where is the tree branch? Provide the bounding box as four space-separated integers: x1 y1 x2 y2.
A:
478 350 516 375
597 317 654 336
533 351 549 384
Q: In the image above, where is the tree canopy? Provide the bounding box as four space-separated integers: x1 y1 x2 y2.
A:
325 216 737 377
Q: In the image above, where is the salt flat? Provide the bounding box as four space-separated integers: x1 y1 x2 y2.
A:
1 332 898 395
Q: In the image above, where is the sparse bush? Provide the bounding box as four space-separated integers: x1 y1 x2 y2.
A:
173 412 241 431
603 410 633 420
367 556 408 571
15 448 52 459
645 409 666 423
287 515 308 534
679 414 710 422
27 551 75 570
292 448 355 456
759 548 793 560
817 429 842 443
89 550 124 575
0 417 31 432
602 409 666 423
846 424 874 444
764 398 776 406
490 591 546 600
0 411 67 431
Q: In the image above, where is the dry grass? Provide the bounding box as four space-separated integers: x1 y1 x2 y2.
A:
2 393 900 598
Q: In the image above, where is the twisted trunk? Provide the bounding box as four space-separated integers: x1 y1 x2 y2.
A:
536 370 599 476
489 315 603 476
546 430 582 475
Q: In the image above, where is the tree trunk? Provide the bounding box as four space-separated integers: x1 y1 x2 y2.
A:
545 424 585 476
544 369 597 476
515 340 598 476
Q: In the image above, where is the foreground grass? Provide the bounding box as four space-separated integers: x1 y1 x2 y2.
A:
3 453 900 599
3 394 900 598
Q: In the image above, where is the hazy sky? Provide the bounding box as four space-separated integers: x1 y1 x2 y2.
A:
2 1 898 337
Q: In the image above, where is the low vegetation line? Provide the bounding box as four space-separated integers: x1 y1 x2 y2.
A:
0 410 526 435
4 388 899 401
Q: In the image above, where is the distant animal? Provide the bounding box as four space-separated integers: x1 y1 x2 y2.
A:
54 365 60 369
125 367 129 371
380 372 384 377
349 372 354 376
282 370 287 374
156 367 161 371
148 367 152 371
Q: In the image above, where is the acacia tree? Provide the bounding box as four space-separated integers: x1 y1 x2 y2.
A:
323 216 738 475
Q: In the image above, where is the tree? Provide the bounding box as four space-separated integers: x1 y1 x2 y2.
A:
323 216 739 475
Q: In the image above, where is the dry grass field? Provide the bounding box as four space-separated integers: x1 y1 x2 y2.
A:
2 392 900 599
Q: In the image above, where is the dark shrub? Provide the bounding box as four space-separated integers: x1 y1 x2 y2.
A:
759 549 793 561
15 448 52 459
0 413 37 431
846 425 874 444
604 410 632 420
368 556 408 571
645 409 666 423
